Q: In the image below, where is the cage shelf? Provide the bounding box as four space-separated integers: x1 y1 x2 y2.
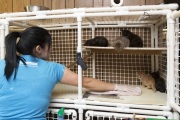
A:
83 46 167 54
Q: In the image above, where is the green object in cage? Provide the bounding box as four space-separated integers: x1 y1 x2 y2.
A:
58 107 64 120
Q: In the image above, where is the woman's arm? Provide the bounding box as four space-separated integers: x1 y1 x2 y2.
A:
60 67 115 92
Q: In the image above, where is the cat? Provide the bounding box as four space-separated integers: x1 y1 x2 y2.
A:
113 36 130 51
84 39 94 46
150 71 166 93
121 30 143 47
136 71 156 92
84 36 109 47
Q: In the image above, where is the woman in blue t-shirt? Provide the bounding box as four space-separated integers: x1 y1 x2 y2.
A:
0 26 140 119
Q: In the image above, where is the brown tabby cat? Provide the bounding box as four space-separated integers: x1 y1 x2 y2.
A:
113 36 130 51
136 71 156 92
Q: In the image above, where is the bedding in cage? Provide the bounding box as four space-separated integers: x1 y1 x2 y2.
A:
0 2 180 120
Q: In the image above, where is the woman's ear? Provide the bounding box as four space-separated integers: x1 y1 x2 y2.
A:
35 45 42 54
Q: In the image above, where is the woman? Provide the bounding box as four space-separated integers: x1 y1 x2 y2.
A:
0 26 140 119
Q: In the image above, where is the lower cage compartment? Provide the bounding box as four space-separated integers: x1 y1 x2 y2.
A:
51 84 167 106
85 110 167 120
46 108 77 120
46 108 168 120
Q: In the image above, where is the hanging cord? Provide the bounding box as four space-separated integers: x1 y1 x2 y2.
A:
67 52 93 69
138 12 151 21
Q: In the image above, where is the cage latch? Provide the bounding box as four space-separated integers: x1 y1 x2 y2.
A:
76 52 87 70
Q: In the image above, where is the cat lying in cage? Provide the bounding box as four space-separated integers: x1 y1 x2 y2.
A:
84 36 109 47
121 30 143 47
113 36 130 51
136 71 156 92
150 71 166 93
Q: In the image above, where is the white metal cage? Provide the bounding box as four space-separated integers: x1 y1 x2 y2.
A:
49 24 168 106
0 2 180 120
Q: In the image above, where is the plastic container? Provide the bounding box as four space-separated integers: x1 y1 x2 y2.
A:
24 5 49 12
58 107 64 120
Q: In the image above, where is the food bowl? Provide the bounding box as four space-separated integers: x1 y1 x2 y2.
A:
24 5 50 12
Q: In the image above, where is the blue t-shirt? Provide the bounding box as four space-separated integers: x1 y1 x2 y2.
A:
0 55 65 120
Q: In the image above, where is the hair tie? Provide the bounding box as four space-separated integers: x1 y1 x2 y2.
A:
16 37 21 56
16 37 20 44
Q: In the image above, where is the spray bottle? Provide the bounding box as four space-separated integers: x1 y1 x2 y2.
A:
58 107 64 120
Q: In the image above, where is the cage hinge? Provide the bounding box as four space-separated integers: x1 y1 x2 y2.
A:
76 52 87 70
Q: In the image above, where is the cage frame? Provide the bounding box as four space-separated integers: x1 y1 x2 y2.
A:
0 3 180 120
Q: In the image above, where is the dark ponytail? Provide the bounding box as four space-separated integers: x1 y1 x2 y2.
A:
4 32 20 80
4 26 52 80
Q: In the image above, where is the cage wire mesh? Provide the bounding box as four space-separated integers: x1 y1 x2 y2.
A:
94 53 151 85
48 27 153 86
49 28 93 76
174 18 180 106
48 23 170 108
158 23 167 81
158 24 167 48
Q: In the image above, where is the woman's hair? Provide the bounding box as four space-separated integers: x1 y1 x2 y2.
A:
4 26 52 80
